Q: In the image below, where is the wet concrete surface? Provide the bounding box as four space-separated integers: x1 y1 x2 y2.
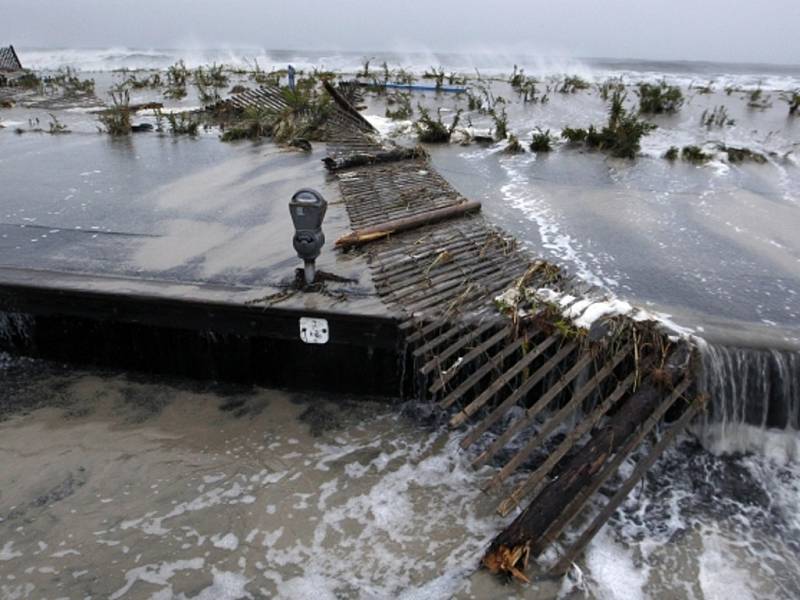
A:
0 131 384 316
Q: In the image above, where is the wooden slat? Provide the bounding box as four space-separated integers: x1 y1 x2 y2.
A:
459 338 572 448
488 344 633 497
471 347 592 467
432 325 514 396
450 334 561 428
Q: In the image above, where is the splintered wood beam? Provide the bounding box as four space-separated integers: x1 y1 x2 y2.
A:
495 362 644 517
335 201 482 248
535 376 692 554
550 389 704 575
323 146 428 171
481 382 688 582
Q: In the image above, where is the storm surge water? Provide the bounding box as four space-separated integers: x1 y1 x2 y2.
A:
697 341 800 461
16 46 800 91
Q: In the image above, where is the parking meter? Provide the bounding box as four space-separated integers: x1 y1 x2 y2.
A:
289 188 327 285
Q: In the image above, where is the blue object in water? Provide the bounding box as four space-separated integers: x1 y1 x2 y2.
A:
374 82 467 94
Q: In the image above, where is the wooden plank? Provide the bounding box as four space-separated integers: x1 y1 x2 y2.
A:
431 325 514 396
419 320 497 376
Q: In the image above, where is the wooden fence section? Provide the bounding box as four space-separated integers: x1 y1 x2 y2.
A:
321 93 703 581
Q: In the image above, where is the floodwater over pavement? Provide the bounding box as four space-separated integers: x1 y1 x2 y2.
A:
1 355 798 599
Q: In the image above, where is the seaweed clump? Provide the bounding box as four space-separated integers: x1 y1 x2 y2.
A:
721 145 767 164
636 81 684 114
560 90 656 158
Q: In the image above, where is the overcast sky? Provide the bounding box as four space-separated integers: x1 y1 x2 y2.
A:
2 0 799 64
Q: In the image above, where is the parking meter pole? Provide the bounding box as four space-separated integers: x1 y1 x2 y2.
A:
304 260 316 285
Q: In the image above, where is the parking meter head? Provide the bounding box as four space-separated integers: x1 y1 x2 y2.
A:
289 188 327 262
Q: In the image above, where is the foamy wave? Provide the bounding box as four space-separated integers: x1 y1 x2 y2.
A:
15 47 800 91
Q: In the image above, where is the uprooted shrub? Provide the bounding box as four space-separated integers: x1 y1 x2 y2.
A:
221 82 332 144
680 145 711 163
385 92 413 120
780 90 800 115
414 105 462 143
560 90 656 158
166 112 200 136
491 104 508 140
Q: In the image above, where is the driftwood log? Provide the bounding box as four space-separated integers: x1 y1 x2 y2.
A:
335 201 482 248
482 382 679 580
323 146 428 171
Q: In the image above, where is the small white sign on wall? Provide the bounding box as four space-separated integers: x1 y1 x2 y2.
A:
299 317 329 344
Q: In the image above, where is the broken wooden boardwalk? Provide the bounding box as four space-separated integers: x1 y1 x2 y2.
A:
325 110 704 580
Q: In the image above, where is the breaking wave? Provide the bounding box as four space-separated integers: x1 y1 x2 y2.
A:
14 47 800 90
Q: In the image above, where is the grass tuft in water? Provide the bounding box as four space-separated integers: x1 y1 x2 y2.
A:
636 81 684 114
503 134 525 154
529 128 554 152
98 89 132 136
701 105 735 129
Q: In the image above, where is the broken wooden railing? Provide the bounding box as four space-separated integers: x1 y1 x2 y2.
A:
324 100 702 582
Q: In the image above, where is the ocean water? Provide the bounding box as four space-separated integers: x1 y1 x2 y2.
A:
13 47 800 92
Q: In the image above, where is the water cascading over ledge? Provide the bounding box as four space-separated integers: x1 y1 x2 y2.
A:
696 340 800 460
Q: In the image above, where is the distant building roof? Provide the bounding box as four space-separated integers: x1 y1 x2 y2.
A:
0 45 23 72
